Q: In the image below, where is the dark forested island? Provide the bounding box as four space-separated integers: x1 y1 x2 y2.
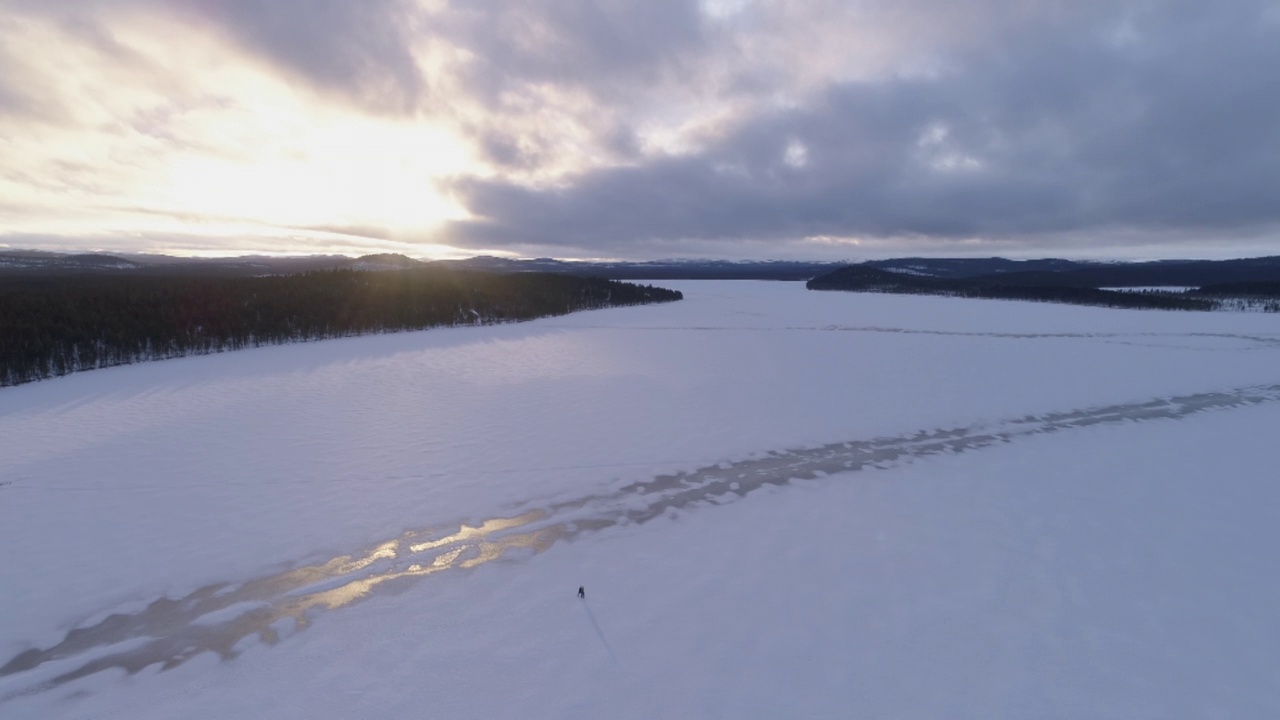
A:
857 255 1280 286
0 268 682 387
807 265 1280 312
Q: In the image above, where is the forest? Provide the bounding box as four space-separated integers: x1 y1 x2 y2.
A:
0 268 682 387
806 266 1221 311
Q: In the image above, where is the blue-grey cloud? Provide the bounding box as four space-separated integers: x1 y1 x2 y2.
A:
442 1 1280 251
173 0 706 119
441 0 705 100
2 0 429 113
177 0 427 112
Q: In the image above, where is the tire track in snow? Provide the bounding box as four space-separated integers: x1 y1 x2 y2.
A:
5 382 1280 701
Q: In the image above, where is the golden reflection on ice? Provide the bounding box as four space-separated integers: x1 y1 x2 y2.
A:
299 523 564 613
460 525 566 569
408 510 546 553
0 508 569 697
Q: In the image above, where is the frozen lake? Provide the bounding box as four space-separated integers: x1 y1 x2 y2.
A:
4 281 1280 718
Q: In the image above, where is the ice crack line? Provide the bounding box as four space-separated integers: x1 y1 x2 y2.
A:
5 382 1280 701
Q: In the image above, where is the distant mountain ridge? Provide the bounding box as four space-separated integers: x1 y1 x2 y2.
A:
348 253 424 272
0 250 842 280
0 251 145 272
5 250 1280 286
0 250 352 277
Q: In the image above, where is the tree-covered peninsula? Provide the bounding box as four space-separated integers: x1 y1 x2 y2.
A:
1 268 682 386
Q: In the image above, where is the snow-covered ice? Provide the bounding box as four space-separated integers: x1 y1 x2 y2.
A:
3 281 1280 718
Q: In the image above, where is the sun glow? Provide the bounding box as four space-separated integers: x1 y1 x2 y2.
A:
154 114 473 233
0 9 476 257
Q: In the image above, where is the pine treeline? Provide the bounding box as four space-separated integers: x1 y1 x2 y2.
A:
0 269 682 387
806 266 1218 311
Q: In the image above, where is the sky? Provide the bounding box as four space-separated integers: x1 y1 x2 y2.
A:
1 0 1279 261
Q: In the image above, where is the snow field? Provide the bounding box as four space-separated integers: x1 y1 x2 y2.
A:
3 281 1280 717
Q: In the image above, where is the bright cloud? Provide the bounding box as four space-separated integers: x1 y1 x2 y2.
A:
0 4 472 256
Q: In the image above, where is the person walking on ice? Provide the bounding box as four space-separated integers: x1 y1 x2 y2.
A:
577 586 585 599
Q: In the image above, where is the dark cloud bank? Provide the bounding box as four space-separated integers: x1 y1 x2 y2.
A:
442 1 1280 254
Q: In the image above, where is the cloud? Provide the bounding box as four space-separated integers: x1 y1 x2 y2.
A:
437 0 706 101
3 0 1279 259
439 0 1280 253
2 0 429 113
173 0 428 113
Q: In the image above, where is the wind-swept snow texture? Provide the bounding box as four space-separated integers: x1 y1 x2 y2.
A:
3 282 1280 718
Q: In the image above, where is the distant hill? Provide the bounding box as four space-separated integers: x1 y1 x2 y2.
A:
0 250 841 280
7 249 1280 286
349 253 425 272
435 257 842 280
0 251 144 273
0 251 353 277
